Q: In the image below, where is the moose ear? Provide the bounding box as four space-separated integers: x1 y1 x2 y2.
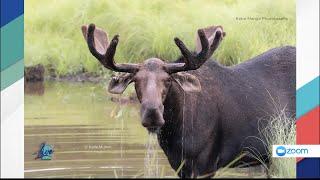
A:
195 25 226 53
81 25 109 54
171 72 201 92
108 73 134 94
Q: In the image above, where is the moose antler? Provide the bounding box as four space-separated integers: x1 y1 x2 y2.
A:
82 24 139 73
165 26 225 74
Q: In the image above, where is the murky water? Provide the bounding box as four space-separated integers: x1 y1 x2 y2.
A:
24 81 174 178
24 81 268 178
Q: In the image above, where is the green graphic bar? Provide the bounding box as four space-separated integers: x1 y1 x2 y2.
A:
1 59 24 91
0 15 24 71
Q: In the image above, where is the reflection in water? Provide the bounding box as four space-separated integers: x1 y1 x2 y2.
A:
24 81 45 96
24 81 174 178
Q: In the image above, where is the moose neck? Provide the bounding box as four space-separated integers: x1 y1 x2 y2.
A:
157 60 227 176
157 80 187 171
159 59 227 143
162 81 185 130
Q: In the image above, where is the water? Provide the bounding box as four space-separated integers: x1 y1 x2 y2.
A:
24 81 174 178
24 81 268 178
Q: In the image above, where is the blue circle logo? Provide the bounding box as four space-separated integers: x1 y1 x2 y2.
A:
276 146 286 156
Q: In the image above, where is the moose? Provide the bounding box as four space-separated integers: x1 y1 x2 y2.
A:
81 24 296 178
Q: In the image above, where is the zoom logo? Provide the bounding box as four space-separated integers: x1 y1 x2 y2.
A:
272 145 319 158
276 146 287 156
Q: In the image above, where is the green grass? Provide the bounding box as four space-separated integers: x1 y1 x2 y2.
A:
25 0 295 76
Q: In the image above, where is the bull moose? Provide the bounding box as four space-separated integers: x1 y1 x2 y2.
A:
81 24 295 178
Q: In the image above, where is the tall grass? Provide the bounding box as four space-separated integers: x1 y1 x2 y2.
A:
261 110 296 178
25 0 295 76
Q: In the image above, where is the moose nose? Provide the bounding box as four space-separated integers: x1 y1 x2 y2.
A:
142 118 165 128
141 103 165 128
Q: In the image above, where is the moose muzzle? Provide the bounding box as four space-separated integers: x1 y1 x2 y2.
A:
140 102 165 132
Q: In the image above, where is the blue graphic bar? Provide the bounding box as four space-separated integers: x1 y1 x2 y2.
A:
0 0 24 27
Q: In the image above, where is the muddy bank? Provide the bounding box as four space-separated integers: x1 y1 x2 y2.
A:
25 64 45 82
25 64 109 83
46 72 109 83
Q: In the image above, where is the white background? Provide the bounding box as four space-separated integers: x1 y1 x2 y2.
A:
1 79 24 178
297 0 320 89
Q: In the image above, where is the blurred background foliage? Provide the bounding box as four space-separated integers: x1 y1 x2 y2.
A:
25 0 295 76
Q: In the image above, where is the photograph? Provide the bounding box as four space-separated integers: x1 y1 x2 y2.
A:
24 0 296 178
1 0 319 179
